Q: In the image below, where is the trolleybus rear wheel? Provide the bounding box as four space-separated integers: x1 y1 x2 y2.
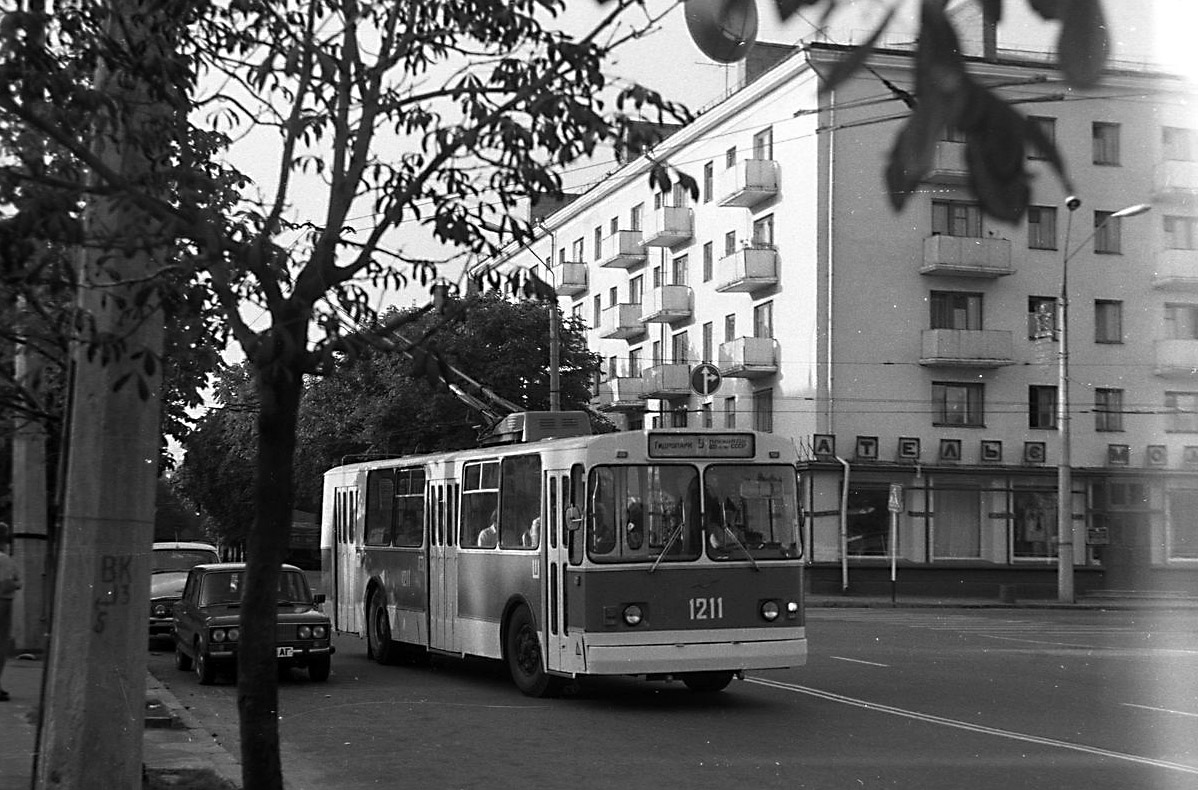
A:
682 670 734 692
505 605 560 698
367 588 399 665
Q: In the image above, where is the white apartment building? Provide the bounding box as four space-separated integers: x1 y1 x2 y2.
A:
480 35 1198 598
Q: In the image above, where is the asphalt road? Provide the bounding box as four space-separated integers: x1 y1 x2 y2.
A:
148 607 1198 790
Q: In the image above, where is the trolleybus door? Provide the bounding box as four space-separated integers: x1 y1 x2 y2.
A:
428 480 458 653
543 471 572 673
335 483 361 634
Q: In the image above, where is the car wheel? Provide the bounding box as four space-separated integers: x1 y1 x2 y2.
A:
194 639 217 685
308 655 331 682
174 640 192 672
681 671 734 693
367 589 399 665
505 605 560 698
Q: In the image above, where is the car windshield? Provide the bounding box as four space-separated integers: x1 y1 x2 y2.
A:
198 570 311 606
152 549 218 573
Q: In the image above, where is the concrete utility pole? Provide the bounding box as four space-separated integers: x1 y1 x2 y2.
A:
34 0 170 785
11 316 49 653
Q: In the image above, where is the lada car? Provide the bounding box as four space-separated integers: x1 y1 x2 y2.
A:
172 562 333 684
150 541 220 640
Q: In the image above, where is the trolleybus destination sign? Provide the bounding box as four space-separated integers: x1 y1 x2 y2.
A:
648 432 755 458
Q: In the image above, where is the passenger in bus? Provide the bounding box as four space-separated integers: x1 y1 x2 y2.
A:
591 501 615 554
477 511 498 548
522 517 540 548
625 497 644 550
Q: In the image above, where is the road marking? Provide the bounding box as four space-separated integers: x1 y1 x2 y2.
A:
979 633 1198 656
746 677 1198 776
1121 702 1198 719
829 655 890 667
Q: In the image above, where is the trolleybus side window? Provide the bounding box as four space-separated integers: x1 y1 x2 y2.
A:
365 470 395 546
393 468 426 547
500 454 542 549
461 460 500 548
568 464 585 564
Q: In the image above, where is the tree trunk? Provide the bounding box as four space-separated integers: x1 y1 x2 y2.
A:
238 326 306 790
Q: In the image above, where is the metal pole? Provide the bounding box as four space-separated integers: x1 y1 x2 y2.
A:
1057 200 1077 604
549 290 561 412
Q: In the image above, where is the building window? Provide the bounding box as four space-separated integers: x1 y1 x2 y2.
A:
1095 388 1124 432
1027 206 1057 250
607 356 617 379
1029 385 1058 429
1092 122 1121 165
702 322 713 362
1028 296 1057 339
1166 391 1198 432
630 203 643 231
933 382 985 427
702 241 713 282
608 286 617 308
651 340 662 366
609 216 618 235
1094 210 1122 254
671 331 688 364
1163 127 1198 162
1095 300 1123 343
933 488 982 558
703 161 713 203
753 388 774 433
930 290 983 330
629 275 643 305
752 126 774 160
593 227 602 260
653 190 663 210
558 247 566 266
1166 490 1198 560
672 254 688 286
571 237 584 262
724 230 737 256
628 347 642 377
672 181 690 209
1165 303 1198 339
701 402 713 429
593 294 601 328
725 146 736 169
671 404 688 428
1165 216 1198 250
1027 116 1056 160
752 214 775 247
724 314 736 342
932 200 982 237
753 301 774 338
723 396 737 428
651 266 661 289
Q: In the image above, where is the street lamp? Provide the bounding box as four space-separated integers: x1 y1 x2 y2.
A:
1056 198 1151 603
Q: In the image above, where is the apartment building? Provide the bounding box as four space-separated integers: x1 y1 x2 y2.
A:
481 36 1198 597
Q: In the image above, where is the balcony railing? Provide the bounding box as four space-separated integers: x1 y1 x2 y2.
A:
920 235 1013 277
716 160 780 208
1153 248 1198 292
642 364 691 398
1155 338 1198 378
598 230 646 269
555 262 588 296
919 329 1015 368
594 377 647 411
598 304 645 340
715 246 779 293
641 206 694 248
1153 159 1198 202
639 285 692 323
923 140 969 184
718 337 778 378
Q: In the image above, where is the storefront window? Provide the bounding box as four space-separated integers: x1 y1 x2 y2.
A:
1167 490 1198 560
1012 490 1057 559
846 487 889 556
933 488 981 558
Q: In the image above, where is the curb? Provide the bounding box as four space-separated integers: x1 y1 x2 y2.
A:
144 672 243 789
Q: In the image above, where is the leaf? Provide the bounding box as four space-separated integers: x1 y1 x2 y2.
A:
818 7 895 96
1057 0 1108 89
962 87 1031 222
1027 0 1063 21
772 0 826 22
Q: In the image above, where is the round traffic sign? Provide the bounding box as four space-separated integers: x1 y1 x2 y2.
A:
690 363 722 396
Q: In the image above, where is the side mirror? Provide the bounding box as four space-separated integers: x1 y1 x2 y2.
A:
565 505 583 532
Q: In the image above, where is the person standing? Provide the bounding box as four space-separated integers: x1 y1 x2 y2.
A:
0 521 21 702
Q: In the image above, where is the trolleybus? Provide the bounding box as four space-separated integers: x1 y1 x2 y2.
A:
320 411 806 696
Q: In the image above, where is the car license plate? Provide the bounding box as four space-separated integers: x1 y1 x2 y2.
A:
276 646 294 658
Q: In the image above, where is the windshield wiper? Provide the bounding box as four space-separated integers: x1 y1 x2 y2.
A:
649 521 686 574
719 527 760 571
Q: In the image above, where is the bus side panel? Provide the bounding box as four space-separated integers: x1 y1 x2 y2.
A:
365 547 427 645
455 551 541 660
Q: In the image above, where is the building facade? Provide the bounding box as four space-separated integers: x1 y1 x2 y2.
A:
481 36 1198 597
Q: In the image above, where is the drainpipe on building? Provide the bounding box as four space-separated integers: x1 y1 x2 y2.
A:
836 454 850 592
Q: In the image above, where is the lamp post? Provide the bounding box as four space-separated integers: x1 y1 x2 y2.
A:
1056 198 1151 603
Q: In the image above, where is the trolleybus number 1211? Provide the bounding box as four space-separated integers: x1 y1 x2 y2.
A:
689 596 724 620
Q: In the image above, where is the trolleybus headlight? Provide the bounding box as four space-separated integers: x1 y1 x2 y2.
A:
786 601 800 620
760 600 781 622
623 604 644 626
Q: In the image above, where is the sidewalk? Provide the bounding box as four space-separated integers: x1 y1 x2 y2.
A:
2 592 1196 790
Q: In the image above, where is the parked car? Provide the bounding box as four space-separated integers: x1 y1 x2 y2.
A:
172 562 333 684
150 541 220 639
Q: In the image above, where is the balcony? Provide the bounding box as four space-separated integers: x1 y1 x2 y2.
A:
715 246 779 293
594 377 647 411
717 160 780 208
1155 338 1198 378
1153 248 1198 292
923 140 969 184
718 337 778 378
641 206 694 248
598 304 645 340
642 364 691 399
639 285 692 323
1153 159 1198 202
920 235 1013 277
554 262 588 297
598 230 645 269
919 329 1014 368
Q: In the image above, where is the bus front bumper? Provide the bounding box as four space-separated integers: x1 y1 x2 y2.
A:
579 626 807 676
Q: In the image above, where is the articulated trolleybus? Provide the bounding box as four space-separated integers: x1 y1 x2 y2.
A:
321 411 806 696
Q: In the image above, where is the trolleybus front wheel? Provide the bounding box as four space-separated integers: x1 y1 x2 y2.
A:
505 605 561 698
367 588 400 665
682 670 734 693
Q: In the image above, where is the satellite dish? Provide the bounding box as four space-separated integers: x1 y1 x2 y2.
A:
685 0 758 64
